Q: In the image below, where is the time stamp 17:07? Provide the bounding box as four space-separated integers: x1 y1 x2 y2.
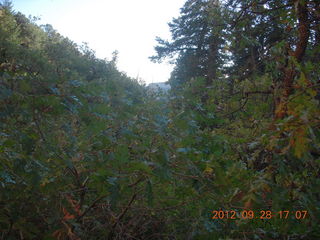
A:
211 210 308 220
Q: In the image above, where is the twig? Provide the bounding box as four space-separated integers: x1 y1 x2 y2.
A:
108 192 137 240
76 194 108 222
249 3 292 15
288 83 320 101
244 90 272 95
127 176 145 188
221 97 249 117
32 97 47 143
172 171 200 180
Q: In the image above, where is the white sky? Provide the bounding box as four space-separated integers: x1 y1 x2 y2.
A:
11 0 185 83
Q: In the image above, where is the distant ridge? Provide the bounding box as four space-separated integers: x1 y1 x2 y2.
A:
148 82 171 92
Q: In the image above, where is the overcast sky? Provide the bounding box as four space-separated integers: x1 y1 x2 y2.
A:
11 0 185 84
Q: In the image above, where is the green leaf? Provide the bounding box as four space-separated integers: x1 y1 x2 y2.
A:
145 180 154 207
0 85 12 100
127 161 152 174
115 145 129 164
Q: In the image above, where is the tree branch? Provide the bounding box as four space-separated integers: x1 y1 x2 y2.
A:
107 192 137 240
76 194 108 222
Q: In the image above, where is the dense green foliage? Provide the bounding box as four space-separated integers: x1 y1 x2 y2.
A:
1 0 320 239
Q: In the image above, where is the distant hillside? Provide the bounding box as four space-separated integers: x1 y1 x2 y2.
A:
148 82 171 92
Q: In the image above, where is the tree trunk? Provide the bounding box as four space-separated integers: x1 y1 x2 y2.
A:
274 0 310 119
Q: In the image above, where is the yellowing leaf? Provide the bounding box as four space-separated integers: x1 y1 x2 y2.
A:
203 166 214 178
292 127 308 158
244 199 253 210
62 207 75 220
307 88 317 98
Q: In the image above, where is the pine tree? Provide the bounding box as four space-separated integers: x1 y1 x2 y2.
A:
151 0 227 88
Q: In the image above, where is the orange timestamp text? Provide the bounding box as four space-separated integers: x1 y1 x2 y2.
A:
211 210 308 220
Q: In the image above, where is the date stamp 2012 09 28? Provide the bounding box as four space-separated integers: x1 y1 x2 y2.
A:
211 210 308 220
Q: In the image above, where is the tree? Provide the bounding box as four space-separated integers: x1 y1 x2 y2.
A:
151 0 227 88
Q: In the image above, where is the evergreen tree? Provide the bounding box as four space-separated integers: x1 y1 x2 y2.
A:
151 0 227 88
